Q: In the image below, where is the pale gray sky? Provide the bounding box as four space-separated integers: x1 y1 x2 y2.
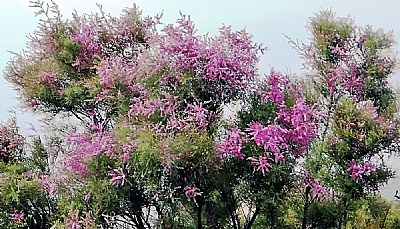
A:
1 0 400 199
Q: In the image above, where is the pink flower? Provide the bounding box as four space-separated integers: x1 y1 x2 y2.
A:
307 179 330 200
217 128 246 159
73 26 100 70
64 132 116 177
40 71 56 84
260 72 287 105
330 44 346 57
248 155 271 176
108 168 126 187
187 103 210 128
348 160 375 181
38 175 59 198
11 210 24 224
184 186 202 200
28 99 39 108
349 159 363 181
119 143 134 164
66 210 81 229
247 124 287 155
273 152 285 163
362 162 376 175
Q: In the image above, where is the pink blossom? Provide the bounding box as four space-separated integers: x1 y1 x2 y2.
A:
217 128 246 159
348 160 376 181
307 179 330 200
248 155 271 176
64 132 116 177
28 99 39 108
166 116 189 132
66 210 81 229
73 26 100 70
11 210 24 224
261 72 288 105
40 71 56 85
38 175 59 198
325 67 345 95
330 44 346 57
184 186 202 200
187 103 209 128
247 123 287 155
362 162 376 175
108 168 126 187
273 152 286 163
119 143 132 164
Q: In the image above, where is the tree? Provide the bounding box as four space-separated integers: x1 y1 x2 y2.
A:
291 10 399 228
0 118 54 229
2 2 399 228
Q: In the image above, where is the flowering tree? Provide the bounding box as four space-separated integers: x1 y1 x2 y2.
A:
0 118 55 229
291 10 399 228
2 2 400 229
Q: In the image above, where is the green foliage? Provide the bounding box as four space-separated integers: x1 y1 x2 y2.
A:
0 162 52 229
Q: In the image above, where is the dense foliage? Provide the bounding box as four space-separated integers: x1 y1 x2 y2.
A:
1 2 400 228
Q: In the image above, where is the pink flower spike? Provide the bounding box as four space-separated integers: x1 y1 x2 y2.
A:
217 127 246 159
308 179 330 200
273 152 285 163
184 186 202 200
11 210 24 224
67 210 81 229
248 155 271 176
108 168 126 187
28 99 39 108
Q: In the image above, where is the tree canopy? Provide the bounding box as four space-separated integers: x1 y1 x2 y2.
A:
1 2 400 228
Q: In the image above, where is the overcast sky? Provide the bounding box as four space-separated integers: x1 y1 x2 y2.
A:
1 0 400 198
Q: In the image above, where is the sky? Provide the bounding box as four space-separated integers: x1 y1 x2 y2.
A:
0 0 400 199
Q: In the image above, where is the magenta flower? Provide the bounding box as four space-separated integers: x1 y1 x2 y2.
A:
348 160 375 181
73 26 100 70
66 210 81 229
28 99 39 108
217 127 246 159
108 168 126 187
247 124 286 155
260 72 288 105
119 142 136 164
362 161 376 175
64 132 116 177
11 210 24 224
349 159 363 181
187 103 210 128
248 155 271 176
330 44 346 57
184 186 202 200
40 71 56 85
38 175 59 198
307 179 330 200
273 152 285 163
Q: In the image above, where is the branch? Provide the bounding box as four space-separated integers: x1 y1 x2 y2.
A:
244 204 260 229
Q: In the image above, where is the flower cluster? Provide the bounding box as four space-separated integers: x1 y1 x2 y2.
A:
108 168 126 187
217 73 317 176
11 210 25 225
0 119 24 163
64 132 116 177
73 26 101 70
348 159 376 181
242 73 317 175
184 186 202 200
217 128 246 159
306 178 330 200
